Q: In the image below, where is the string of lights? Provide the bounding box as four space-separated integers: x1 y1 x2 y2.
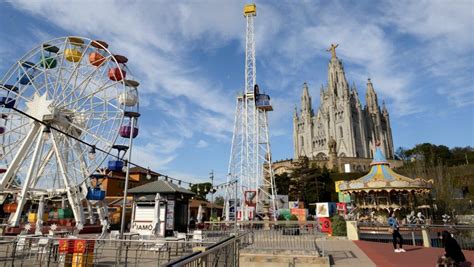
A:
9 105 222 189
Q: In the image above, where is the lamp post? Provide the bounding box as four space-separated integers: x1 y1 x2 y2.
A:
210 170 214 219
119 111 140 239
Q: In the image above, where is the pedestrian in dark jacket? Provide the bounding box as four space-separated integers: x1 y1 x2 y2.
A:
441 231 466 264
388 212 405 253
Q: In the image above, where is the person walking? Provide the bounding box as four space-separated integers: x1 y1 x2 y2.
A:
440 231 466 265
388 212 405 253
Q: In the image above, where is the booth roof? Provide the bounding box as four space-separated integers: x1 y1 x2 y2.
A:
128 180 195 195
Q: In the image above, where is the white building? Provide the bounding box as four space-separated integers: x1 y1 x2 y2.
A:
293 45 394 160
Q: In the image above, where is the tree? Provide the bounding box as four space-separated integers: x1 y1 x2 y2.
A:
190 182 212 200
274 172 290 195
214 196 224 206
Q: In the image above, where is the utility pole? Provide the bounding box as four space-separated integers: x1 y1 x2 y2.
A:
210 170 214 219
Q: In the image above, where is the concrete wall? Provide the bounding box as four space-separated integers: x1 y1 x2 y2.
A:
240 249 330 267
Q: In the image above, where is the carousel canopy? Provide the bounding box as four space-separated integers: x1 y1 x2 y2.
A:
339 147 433 193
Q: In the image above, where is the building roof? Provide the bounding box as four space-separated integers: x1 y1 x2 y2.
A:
128 180 195 195
339 147 433 193
189 199 223 209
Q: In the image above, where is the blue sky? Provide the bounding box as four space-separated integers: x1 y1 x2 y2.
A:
1 0 473 186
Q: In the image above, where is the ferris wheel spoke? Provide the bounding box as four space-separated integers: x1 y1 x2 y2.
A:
57 55 113 108
57 80 121 109
66 120 115 149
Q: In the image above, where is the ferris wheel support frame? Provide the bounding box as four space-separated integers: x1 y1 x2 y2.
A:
9 123 45 226
51 129 86 227
0 122 41 191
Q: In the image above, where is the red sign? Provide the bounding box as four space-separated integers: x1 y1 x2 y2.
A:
73 240 95 253
336 202 347 215
58 239 74 254
318 217 332 234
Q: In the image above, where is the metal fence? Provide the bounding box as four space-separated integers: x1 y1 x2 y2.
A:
358 224 474 250
202 221 324 253
164 233 252 267
0 235 216 266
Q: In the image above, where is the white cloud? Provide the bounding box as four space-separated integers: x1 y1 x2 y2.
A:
132 142 177 171
196 140 208 148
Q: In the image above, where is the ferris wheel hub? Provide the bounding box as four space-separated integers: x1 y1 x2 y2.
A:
25 93 54 122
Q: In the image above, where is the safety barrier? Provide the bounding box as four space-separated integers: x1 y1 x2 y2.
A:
0 235 216 266
358 224 474 250
164 232 252 267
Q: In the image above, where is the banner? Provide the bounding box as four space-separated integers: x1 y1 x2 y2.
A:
316 203 329 217
244 190 257 207
290 208 307 221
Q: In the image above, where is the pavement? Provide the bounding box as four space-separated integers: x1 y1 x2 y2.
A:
354 240 474 267
319 239 376 267
319 239 474 267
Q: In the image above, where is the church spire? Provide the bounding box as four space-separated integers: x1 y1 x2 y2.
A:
382 100 389 116
365 78 379 113
301 82 312 114
326 44 349 98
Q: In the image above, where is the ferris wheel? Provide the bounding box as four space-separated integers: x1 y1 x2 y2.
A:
0 36 139 231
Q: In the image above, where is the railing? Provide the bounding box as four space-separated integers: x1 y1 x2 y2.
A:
0 235 216 266
164 232 251 267
202 221 324 254
358 224 474 250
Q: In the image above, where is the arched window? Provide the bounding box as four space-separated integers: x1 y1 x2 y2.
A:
300 136 304 147
339 126 343 138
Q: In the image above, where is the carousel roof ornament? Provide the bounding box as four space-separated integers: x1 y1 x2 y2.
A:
339 146 433 193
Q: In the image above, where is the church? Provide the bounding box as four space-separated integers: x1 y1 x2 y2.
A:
293 44 394 162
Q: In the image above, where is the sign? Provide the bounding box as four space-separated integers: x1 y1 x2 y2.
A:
336 202 347 215
316 203 329 218
289 201 299 209
166 200 175 230
338 192 351 203
244 190 257 206
344 164 351 173
335 181 344 193
316 202 336 218
290 208 307 221
278 209 291 220
275 195 289 209
319 217 332 234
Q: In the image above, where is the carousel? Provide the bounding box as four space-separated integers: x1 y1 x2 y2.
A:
339 145 433 224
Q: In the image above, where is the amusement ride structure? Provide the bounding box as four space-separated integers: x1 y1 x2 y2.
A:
225 4 277 221
0 36 140 237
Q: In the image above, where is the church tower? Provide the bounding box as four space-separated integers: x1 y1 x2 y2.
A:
293 44 394 160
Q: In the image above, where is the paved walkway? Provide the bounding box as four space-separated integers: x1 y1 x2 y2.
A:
319 239 376 267
354 240 474 267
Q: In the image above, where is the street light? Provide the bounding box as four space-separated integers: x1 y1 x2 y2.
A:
210 170 214 219
42 125 51 141
119 111 140 239
88 145 96 160
146 167 152 180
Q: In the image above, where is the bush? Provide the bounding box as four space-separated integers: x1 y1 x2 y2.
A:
331 215 347 236
277 214 286 221
289 214 299 221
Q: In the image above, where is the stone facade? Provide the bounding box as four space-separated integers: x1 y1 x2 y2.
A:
293 48 394 160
